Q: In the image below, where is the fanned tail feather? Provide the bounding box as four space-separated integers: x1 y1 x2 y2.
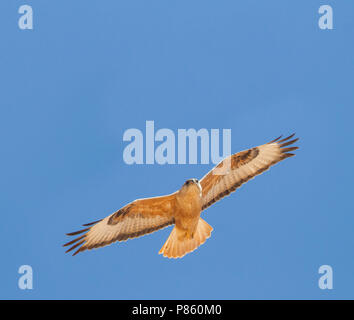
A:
159 218 213 258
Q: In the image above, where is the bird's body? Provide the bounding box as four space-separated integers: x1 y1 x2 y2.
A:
174 179 202 239
64 134 299 258
157 179 213 258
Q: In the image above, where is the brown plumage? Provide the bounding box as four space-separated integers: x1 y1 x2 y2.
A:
64 134 299 258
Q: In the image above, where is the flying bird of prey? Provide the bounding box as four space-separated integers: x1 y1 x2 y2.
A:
64 134 299 258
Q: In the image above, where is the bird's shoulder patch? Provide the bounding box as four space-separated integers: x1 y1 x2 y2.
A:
231 147 259 169
108 204 133 225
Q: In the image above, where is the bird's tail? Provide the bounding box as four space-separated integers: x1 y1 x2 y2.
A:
159 218 213 258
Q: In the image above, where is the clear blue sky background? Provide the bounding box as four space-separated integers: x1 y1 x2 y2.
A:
1 1 353 299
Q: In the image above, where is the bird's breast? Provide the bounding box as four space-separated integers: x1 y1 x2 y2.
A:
174 188 202 234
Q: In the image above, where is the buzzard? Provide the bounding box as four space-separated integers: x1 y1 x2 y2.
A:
64 134 299 258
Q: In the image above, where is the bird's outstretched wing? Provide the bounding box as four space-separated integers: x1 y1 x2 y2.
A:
200 134 299 211
63 194 176 255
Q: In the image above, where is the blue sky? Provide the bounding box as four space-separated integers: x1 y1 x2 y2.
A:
1 0 353 299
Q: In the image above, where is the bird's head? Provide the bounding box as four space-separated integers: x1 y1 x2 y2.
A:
180 178 202 196
184 178 199 186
